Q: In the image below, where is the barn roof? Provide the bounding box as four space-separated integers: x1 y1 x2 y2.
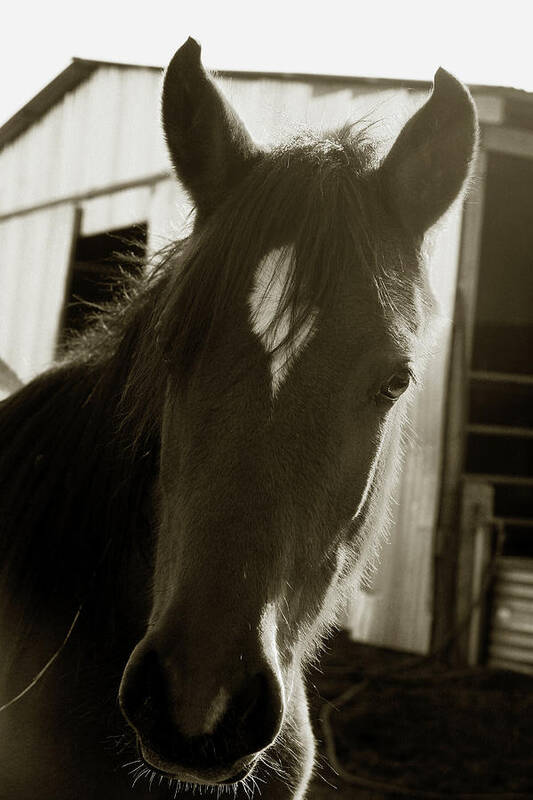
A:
1 56 532 152
0 59 161 152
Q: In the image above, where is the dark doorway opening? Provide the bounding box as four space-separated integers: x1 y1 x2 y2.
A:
60 221 147 343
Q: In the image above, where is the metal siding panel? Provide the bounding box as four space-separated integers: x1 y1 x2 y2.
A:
488 659 533 676
147 178 193 258
0 216 26 371
488 559 533 674
491 629 533 648
0 138 17 211
219 76 425 155
32 205 77 374
489 644 533 665
81 185 152 237
113 69 166 181
307 85 419 138
471 93 504 125
0 205 75 381
219 77 313 143
81 68 123 193
24 103 56 206
57 84 87 198
13 211 54 371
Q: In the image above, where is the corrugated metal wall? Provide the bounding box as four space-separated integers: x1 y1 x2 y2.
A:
488 558 533 674
0 63 482 653
0 205 76 382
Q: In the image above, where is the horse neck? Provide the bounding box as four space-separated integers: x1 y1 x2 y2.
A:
0 332 159 636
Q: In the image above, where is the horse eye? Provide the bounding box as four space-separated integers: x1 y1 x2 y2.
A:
378 371 411 402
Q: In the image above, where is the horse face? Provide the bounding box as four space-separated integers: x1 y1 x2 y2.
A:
119 39 477 785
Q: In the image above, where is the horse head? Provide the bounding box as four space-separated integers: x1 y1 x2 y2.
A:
119 37 477 790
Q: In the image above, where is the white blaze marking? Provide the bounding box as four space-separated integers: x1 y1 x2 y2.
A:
249 247 316 396
203 687 229 734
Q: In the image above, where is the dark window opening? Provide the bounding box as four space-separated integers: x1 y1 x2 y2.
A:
466 433 533 479
494 485 533 519
501 525 533 558
469 379 533 428
60 222 147 343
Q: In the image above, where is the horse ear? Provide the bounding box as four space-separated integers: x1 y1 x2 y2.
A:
161 37 260 216
379 68 478 235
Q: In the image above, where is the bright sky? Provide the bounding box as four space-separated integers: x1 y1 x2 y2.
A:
2 0 532 127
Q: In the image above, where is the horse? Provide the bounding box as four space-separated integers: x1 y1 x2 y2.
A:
0 37 477 800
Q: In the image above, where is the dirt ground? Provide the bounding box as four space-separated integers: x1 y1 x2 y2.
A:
306 632 533 799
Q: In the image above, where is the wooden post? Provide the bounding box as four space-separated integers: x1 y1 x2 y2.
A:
455 481 494 664
53 206 83 354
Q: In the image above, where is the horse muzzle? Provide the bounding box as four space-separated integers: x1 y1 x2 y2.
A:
119 642 284 784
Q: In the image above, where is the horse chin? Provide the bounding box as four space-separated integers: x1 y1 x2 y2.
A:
138 740 256 786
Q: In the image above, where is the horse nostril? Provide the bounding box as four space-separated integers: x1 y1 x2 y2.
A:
119 648 167 733
227 671 283 755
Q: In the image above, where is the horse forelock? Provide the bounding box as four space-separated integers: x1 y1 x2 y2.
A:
151 124 428 391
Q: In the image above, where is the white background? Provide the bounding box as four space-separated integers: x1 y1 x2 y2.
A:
2 0 532 126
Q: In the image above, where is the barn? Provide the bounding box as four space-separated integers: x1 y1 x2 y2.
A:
0 56 532 671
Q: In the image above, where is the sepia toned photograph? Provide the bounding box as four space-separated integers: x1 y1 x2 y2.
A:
0 3 531 798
